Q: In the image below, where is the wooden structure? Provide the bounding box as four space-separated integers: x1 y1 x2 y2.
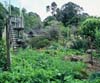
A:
5 0 24 70
9 16 24 52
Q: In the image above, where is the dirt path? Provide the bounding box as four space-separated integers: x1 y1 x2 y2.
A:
64 54 100 72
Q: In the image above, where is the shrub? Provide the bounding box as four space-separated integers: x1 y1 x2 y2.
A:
71 38 88 50
89 72 100 83
81 18 100 41
95 28 100 51
28 36 50 49
48 27 60 41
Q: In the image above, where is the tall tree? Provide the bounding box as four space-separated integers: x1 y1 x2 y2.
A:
46 2 88 26
59 2 83 26
51 2 57 16
46 5 50 12
11 5 20 16
23 11 42 32
46 2 57 16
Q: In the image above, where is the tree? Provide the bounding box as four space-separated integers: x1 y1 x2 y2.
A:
51 2 57 16
22 8 27 14
48 26 60 41
0 2 7 39
22 9 42 32
11 5 20 16
46 2 57 16
46 5 50 12
81 18 100 41
46 2 88 27
59 2 83 26
43 16 56 26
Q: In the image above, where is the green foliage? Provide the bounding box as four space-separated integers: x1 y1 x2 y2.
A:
46 2 87 26
0 3 7 39
11 5 20 16
89 72 100 83
23 11 42 32
95 28 100 51
0 2 100 83
28 36 50 49
0 3 7 19
71 38 88 50
48 27 60 41
46 2 57 16
61 26 71 38
81 18 100 40
0 49 89 83
43 16 56 26
65 49 84 55
44 20 66 40
0 40 6 71
47 42 63 50
60 2 83 26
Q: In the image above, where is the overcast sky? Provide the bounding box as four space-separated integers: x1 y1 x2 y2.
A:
0 0 100 20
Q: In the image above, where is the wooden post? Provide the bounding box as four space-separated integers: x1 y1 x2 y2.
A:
90 45 93 65
6 18 11 70
89 36 93 65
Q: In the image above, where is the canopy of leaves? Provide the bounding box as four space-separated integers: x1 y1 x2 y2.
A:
59 2 83 26
81 18 100 40
23 11 42 32
46 2 89 27
43 16 56 26
10 5 20 16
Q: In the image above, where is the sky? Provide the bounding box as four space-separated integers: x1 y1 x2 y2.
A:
0 0 100 20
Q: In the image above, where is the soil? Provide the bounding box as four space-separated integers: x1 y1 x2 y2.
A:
64 54 100 72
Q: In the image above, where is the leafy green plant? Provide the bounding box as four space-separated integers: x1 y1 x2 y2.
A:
0 40 7 71
71 38 88 50
28 36 50 49
95 28 100 52
81 18 100 40
89 72 100 83
48 27 60 41
0 48 89 83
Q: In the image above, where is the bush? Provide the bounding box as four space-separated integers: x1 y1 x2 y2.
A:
71 38 88 50
95 28 100 51
48 27 60 41
89 72 100 83
28 36 50 49
81 18 100 41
